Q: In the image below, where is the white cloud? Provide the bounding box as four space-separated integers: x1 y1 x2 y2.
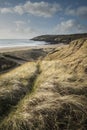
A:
22 1 61 17
0 7 13 13
66 6 87 19
54 19 87 34
14 5 24 15
0 1 62 17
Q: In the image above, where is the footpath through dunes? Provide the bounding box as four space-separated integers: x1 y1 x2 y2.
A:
0 38 87 130
0 62 40 120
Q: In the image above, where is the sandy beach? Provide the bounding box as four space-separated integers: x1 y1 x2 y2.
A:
0 44 64 53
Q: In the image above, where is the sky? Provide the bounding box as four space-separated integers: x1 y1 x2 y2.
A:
0 0 87 39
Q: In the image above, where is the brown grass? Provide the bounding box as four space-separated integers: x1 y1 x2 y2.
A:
0 38 87 130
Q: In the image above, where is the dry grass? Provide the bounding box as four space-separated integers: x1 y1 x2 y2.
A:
0 38 87 130
0 62 39 120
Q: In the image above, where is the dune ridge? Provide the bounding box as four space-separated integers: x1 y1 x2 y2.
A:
0 38 87 130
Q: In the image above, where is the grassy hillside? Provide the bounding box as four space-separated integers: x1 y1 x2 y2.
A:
0 38 87 130
32 33 87 44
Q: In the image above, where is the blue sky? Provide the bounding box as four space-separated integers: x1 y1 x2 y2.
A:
0 0 87 39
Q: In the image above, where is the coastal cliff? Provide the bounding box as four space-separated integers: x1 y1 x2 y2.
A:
32 33 87 44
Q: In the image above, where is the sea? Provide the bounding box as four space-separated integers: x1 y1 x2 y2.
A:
0 39 47 48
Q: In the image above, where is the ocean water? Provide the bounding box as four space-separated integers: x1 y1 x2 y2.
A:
0 39 47 48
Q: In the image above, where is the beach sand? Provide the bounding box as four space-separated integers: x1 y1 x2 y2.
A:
0 44 64 53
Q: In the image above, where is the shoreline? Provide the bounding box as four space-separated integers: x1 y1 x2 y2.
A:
0 44 64 53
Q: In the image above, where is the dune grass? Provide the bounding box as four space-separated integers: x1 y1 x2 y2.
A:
0 39 87 130
0 62 40 120
0 59 87 130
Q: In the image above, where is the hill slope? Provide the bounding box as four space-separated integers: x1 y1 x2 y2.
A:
0 38 87 130
32 33 87 44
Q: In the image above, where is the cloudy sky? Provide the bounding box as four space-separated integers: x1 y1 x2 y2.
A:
0 0 87 39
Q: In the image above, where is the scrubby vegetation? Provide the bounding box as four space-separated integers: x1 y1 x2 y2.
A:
32 33 87 44
0 38 87 130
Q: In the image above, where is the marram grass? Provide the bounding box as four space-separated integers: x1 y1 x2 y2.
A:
0 39 87 130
